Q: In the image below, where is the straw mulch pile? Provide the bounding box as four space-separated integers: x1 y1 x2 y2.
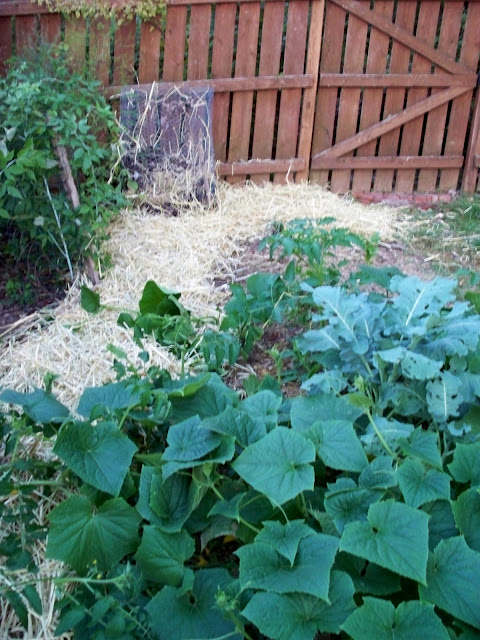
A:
0 182 402 410
0 181 404 639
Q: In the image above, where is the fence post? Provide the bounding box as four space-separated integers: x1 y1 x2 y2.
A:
295 0 325 183
462 86 480 193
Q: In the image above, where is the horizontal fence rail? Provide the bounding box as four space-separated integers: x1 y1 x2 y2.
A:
1 0 479 193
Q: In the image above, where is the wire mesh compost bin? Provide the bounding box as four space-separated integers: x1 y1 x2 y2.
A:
120 83 216 206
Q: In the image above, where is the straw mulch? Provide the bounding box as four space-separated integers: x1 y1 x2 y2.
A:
0 181 403 639
0 182 402 410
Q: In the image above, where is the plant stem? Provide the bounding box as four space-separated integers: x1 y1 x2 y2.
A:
43 176 74 280
366 409 396 458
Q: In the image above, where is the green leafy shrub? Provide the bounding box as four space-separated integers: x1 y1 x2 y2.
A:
0 44 126 285
2 272 480 639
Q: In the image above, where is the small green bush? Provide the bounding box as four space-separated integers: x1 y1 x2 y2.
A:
0 44 127 285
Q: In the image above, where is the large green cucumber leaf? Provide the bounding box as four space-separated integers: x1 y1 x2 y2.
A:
324 477 384 534
77 380 145 418
232 427 315 505
146 569 239 640
53 420 137 496
254 520 314 566
341 598 450 640
396 458 451 508
290 393 364 432
423 499 458 550
163 415 221 462
202 406 267 448
419 536 480 630
237 533 339 600
138 280 182 316
134 526 194 586
47 495 141 574
241 390 282 431
339 500 429 584
242 570 356 640
448 441 480 486
398 429 442 470
306 419 368 472
451 488 480 551
0 388 69 424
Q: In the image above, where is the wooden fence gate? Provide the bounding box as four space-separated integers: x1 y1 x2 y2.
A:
1 0 480 193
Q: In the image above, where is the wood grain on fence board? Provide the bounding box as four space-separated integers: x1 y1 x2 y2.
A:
310 2 346 186
463 91 480 192
373 1 416 192
395 1 441 193
226 1 261 184
163 6 188 81
439 2 480 190
113 19 136 86
39 13 61 43
64 16 86 74
312 86 470 164
0 17 12 76
15 15 37 55
295 0 324 183
273 0 309 184
330 11 368 193
210 3 237 161
89 18 111 85
417 2 464 192
250 1 285 184
351 1 393 193
187 5 211 79
138 22 161 83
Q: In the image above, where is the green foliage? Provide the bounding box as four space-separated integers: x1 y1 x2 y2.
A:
3 237 480 638
33 0 166 23
0 44 127 285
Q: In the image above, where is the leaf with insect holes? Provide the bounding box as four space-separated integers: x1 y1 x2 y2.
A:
426 372 463 422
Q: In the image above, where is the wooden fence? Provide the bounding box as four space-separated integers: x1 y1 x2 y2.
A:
1 0 480 193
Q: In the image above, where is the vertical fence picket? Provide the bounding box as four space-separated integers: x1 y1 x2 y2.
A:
439 3 480 191
64 16 87 74
226 2 261 184
310 2 346 186
89 18 111 85
462 89 480 193
416 2 464 192
138 22 162 83
113 19 137 87
329 9 368 192
250 1 285 184
15 15 37 55
163 6 188 81
273 0 309 183
373 1 416 191
39 14 61 43
295 0 325 184
394 1 441 193
351 1 393 193
0 18 12 75
188 5 211 79
210 3 237 163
